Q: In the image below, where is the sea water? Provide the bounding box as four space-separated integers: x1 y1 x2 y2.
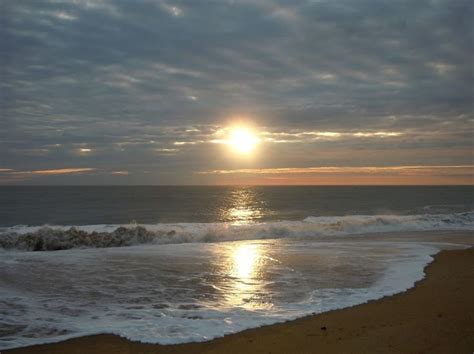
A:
0 186 473 349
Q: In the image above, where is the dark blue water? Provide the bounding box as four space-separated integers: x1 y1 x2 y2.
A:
0 186 472 226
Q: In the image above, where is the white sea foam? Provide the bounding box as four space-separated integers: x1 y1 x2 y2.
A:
0 239 455 350
0 212 473 251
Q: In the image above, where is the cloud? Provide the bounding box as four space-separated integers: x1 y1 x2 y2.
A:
198 165 474 175
9 168 97 175
1 0 473 184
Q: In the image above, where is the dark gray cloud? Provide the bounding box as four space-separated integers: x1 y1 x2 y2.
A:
1 0 473 184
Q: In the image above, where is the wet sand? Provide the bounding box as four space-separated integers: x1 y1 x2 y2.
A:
6 247 474 354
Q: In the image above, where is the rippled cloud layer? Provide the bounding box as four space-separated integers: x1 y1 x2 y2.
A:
1 0 473 184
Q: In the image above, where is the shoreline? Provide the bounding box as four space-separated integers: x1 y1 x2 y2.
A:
5 246 473 354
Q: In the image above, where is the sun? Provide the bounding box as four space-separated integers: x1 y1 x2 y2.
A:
228 127 259 154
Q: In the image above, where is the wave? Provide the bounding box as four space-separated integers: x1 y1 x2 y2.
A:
0 211 473 251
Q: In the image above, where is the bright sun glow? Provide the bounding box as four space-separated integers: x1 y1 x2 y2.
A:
228 127 259 154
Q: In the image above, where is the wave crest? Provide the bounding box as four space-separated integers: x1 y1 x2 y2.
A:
1 212 473 251
0 226 175 251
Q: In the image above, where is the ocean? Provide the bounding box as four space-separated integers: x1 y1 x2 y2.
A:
0 186 473 350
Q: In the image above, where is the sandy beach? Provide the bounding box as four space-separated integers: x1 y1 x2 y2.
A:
6 246 473 354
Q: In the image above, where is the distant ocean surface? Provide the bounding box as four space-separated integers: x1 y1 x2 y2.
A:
1 186 473 226
0 186 473 349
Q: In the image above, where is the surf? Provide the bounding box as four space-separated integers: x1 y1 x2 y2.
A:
1 211 473 251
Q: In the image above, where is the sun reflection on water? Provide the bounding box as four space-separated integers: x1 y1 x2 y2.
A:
221 188 265 225
232 244 260 280
217 242 273 310
212 188 274 308
228 207 259 225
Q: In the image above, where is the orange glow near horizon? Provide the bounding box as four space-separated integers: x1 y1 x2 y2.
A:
196 165 474 185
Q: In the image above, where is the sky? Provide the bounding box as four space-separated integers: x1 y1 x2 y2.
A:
1 0 473 185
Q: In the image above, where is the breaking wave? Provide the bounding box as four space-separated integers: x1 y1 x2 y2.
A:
0 211 473 251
